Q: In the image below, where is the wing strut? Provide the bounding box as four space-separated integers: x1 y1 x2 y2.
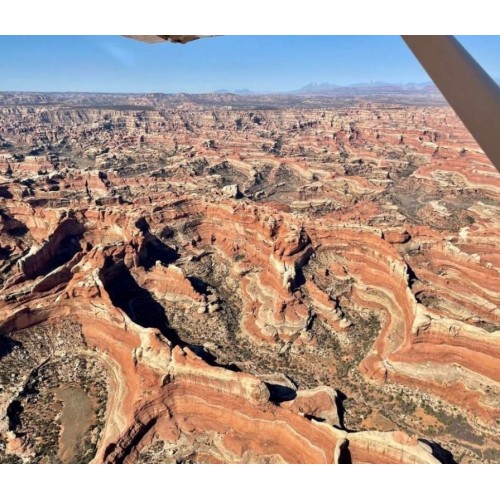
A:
403 36 500 173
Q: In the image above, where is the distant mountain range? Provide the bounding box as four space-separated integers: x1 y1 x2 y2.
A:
212 78 500 96
213 81 437 95
295 82 340 92
294 81 438 94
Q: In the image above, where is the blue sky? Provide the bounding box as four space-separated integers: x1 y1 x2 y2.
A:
0 36 499 93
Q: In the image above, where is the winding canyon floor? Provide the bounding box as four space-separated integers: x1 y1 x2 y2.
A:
0 91 499 463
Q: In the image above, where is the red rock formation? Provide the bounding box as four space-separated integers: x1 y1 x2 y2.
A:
1 95 499 463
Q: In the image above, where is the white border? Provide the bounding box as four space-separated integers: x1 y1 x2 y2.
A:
0 0 499 35
2 463 498 498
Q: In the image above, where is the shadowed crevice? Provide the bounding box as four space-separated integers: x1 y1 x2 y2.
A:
419 438 457 464
99 260 181 344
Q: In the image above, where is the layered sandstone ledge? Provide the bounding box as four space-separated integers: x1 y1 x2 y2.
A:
1 199 497 463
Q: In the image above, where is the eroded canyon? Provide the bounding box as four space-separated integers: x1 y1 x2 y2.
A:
0 91 499 463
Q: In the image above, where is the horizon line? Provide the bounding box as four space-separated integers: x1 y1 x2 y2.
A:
0 81 442 96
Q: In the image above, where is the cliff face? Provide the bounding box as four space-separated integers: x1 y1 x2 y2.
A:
0 95 499 463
